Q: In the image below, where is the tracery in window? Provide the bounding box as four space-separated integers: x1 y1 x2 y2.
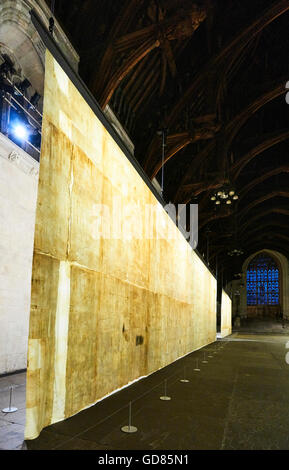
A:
247 253 279 306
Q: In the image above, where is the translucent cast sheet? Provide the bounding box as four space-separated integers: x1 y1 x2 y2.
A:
25 50 216 439
220 290 232 338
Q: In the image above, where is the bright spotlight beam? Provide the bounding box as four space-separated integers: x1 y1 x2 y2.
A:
12 124 28 141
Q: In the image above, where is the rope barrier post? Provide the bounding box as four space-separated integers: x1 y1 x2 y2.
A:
160 379 171 401
121 401 137 433
202 351 208 364
2 385 18 413
180 366 189 383
194 358 200 371
208 349 213 358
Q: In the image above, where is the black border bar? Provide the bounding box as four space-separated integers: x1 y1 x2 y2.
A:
30 9 216 280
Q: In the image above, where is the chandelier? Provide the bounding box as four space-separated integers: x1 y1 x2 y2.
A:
210 183 239 205
228 248 244 256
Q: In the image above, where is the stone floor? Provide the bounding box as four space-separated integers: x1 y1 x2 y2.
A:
0 371 26 450
1 319 289 450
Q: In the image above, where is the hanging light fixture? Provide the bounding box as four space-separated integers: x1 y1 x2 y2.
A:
233 272 243 278
210 151 239 206
227 213 244 257
227 247 244 256
210 182 239 206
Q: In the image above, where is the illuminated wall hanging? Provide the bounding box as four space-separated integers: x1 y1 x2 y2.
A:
25 49 216 440
220 290 232 338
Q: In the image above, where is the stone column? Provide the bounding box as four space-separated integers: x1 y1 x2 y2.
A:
0 0 79 96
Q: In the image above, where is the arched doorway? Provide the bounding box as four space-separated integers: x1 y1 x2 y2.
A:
246 252 281 318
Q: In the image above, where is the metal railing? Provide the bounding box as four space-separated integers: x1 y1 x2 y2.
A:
0 68 42 160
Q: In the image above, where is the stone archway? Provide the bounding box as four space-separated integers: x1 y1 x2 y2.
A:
239 249 289 320
246 251 281 318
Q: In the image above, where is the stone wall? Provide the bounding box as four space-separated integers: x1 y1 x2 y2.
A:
0 0 79 96
0 131 39 374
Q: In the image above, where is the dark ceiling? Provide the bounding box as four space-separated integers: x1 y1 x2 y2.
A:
47 0 289 282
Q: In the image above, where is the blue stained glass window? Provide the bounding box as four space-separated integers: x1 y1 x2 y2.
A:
247 253 279 305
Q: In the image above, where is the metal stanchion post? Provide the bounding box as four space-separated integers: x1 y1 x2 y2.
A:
2 385 18 413
180 366 189 383
121 401 137 433
160 379 171 401
202 351 208 364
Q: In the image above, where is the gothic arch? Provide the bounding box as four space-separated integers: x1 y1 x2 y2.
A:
239 249 289 319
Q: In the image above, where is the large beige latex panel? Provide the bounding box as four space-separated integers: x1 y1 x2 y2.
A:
25 50 216 439
221 290 232 338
